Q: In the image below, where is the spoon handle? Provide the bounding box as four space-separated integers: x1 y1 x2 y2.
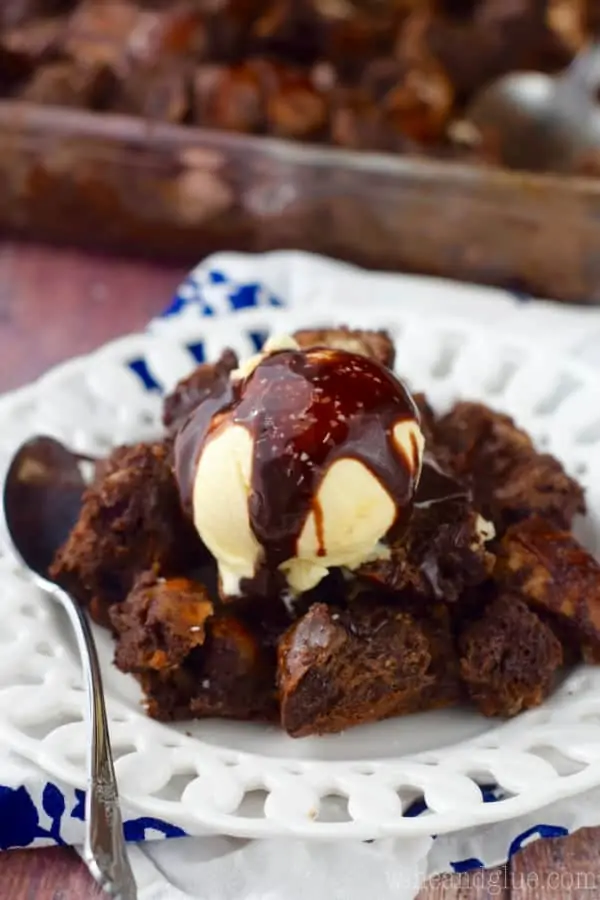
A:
49 581 137 899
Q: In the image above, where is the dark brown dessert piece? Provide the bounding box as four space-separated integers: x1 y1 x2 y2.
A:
17 60 115 107
0 41 35 90
583 0 600 35
292 327 396 368
112 63 191 122
63 0 142 68
361 55 454 143
320 3 413 78
162 348 238 433
575 149 600 179
0 0 72 30
50 441 203 626
1 15 65 64
193 57 330 138
111 572 290 721
278 597 461 737
126 2 208 66
398 0 550 99
264 63 329 140
359 458 495 603
459 593 563 717
111 572 215 673
436 401 585 532
193 60 268 132
200 0 263 62
499 515 600 655
67 1 207 66
248 0 322 64
329 84 397 151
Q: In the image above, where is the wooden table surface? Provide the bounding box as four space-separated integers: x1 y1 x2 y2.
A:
1 242 599 899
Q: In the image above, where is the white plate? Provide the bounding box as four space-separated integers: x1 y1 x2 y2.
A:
2 253 600 841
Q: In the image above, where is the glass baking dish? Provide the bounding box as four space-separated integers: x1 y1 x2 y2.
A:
1 99 600 304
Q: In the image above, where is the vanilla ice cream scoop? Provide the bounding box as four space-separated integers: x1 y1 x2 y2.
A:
174 339 424 596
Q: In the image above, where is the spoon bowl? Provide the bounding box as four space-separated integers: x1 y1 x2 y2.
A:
3 437 89 577
467 42 600 174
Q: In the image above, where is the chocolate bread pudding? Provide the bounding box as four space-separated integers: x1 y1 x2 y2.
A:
52 325 595 737
0 0 596 174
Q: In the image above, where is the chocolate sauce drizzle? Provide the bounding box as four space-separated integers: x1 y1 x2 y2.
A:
175 348 421 571
415 453 469 509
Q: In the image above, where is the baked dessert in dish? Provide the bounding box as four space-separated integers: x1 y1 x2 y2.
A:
0 0 595 174
51 324 597 737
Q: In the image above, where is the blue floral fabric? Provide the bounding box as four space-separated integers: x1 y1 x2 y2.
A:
0 261 579 863
0 782 187 850
161 267 284 319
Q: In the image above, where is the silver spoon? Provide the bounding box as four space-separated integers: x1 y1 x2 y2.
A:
467 41 600 173
0 436 137 900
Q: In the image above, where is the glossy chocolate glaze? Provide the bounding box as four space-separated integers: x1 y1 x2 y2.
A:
415 453 469 508
175 347 421 571
415 454 475 601
174 365 235 518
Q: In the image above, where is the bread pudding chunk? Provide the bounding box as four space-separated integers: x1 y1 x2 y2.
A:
50 441 203 625
292 327 396 368
111 572 290 722
278 597 460 737
359 455 495 602
436 402 585 532
459 594 563 718
499 515 600 656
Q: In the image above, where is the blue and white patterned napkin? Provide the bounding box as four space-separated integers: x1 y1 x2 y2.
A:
3 251 600 899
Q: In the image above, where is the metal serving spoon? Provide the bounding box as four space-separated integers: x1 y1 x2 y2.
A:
467 41 600 173
0 436 137 900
